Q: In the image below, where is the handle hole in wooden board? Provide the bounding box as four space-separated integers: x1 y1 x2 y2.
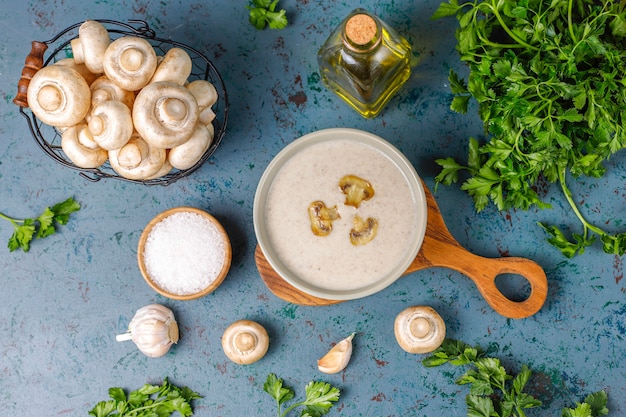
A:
494 273 531 302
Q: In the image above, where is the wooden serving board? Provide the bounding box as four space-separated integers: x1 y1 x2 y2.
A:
255 182 548 319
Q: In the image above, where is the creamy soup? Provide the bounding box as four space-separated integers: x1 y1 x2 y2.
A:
263 135 424 295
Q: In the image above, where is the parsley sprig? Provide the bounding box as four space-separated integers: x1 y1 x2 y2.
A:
423 339 608 417
263 373 340 417
88 378 201 417
432 0 626 257
0 197 80 252
247 0 288 30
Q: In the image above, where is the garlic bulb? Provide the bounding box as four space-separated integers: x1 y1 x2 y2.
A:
317 333 355 374
116 304 179 358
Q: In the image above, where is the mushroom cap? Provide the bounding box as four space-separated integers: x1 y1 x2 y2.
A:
133 81 200 149
222 320 269 365
168 123 213 170
394 306 445 354
70 20 111 74
61 123 108 168
103 36 157 91
186 79 218 108
108 134 167 180
143 157 173 180
199 106 216 126
27 65 91 127
74 123 100 150
88 100 133 150
90 75 135 110
54 58 101 85
149 47 193 85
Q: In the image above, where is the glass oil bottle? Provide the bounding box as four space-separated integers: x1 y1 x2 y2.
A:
317 8 412 118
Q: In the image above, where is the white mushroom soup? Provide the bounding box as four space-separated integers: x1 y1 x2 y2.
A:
261 131 426 297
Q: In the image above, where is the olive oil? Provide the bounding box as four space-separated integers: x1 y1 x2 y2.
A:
317 9 412 118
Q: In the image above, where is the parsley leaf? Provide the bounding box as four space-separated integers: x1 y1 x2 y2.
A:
263 373 340 417
247 0 288 30
423 339 608 417
0 197 80 252
433 0 626 257
562 390 609 417
88 378 201 417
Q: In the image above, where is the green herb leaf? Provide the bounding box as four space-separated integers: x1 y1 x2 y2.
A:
466 393 494 417
424 339 607 417
0 197 80 252
263 373 340 417
562 390 609 417
431 0 462 20
264 373 295 406
88 378 201 417
301 381 341 416
247 0 287 30
8 220 36 252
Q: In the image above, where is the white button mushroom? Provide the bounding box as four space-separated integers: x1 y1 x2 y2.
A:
394 306 446 354
222 320 269 365
132 81 200 149
87 100 133 150
186 79 218 108
108 134 167 180
143 158 173 180
186 79 218 126
54 58 101 85
116 304 179 358
61 123 108 168
75 123 101 150
167 123 213 170
26 65 92 128
70 20 111 74
149 47 193 85
89 75 135 110
103 36 158 91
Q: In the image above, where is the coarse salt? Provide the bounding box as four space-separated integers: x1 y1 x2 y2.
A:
143 211 226 295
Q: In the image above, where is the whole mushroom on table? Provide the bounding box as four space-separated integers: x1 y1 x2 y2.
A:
25 19 219 181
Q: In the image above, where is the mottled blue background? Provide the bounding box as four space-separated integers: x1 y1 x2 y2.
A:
0 0 624 415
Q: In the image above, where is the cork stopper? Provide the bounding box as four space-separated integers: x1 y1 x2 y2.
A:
345 14 377 46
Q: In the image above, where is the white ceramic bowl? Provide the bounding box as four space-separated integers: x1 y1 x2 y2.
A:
253 128 427 300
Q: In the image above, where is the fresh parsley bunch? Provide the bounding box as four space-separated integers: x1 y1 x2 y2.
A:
432 0 626 257
88 378 201 417
263 373 341 417
0 196 80 252
423 339 609 417
247 0 288 30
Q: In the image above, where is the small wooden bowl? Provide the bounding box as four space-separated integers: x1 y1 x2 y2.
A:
137 207 232 300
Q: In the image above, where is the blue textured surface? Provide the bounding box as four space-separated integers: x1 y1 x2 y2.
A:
0 0 624 415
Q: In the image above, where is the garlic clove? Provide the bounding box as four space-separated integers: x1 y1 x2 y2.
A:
317 333 355 374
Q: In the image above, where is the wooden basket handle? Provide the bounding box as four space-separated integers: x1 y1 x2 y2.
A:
13 41 48 108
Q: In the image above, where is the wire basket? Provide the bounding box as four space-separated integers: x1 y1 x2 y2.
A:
13 19 229 186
